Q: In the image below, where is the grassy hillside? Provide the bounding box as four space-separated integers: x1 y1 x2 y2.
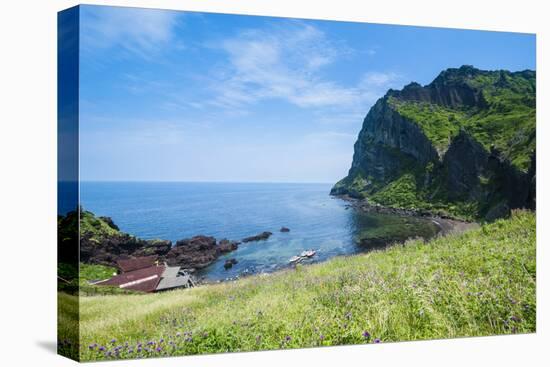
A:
60 210 535 361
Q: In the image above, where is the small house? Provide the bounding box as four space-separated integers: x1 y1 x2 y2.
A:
96 256 194 293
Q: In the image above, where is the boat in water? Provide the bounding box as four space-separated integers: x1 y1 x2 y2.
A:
289 250 317 264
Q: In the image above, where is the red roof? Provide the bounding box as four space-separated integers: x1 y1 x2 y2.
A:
99 265 165 293
117 255 158 273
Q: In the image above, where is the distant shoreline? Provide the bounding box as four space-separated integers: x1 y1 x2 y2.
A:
336 194 479 236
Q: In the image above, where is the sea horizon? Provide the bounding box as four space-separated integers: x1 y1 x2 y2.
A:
78 180 337 185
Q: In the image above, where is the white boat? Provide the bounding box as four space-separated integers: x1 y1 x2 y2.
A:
288 255 303 263
300 250 316 258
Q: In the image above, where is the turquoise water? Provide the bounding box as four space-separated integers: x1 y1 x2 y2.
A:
80 182 436 280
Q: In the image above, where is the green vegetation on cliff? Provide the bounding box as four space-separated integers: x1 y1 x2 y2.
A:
61 210 535 361
370 173 419 207
332 66 536 220
389 69 535 171
389 99 467 154
80 210 124 240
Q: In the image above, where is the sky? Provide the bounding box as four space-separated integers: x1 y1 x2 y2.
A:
78 5 536 183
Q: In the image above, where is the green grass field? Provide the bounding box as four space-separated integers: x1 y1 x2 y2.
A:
59 210 536 361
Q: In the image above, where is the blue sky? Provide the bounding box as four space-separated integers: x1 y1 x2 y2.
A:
78 5 536 183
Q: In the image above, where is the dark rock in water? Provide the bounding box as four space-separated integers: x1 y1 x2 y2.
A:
166 236 219 269
174 235 216 249
218 239 240 253
166 236 240 269
280 227 290 232
224 258 238 269
242 231 273 243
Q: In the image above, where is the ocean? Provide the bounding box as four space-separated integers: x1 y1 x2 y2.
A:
80 181 435 280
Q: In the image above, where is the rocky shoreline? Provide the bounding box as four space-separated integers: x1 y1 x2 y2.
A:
60 209 283 276
61 203 478 287
338 194 479 236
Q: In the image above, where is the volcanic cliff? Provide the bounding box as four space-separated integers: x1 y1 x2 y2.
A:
331 65 536 220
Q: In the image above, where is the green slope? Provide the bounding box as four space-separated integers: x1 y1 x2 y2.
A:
59 210 535 361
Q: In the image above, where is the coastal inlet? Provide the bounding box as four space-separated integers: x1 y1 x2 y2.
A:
79 181 442 281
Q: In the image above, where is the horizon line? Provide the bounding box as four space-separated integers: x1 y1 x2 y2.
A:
77 180 336 185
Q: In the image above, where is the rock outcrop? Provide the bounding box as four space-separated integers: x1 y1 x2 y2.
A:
224 258 238 269
218 239 240 253
59 210 240 271
332 66 536 220
165 236 219 270
80 232 170 266
242 231 273 243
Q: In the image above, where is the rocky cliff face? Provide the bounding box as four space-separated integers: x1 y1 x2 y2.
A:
332 65 536 220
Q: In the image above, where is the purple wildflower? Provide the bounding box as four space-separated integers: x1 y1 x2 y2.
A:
374 338 381 343
156 347 162 352
319 334 325 341
285 335 292 342
110 338 116 344
88 344 97 350
362 331 371 339
98 346 106 352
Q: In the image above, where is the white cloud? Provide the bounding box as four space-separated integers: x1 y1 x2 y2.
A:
360 71 400 87
208 22 358 109
80 6 181 58
208 22 403 112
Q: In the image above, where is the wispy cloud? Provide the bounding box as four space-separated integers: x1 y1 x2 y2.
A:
80 6 182 59
206 22 402 112
360 71 400 87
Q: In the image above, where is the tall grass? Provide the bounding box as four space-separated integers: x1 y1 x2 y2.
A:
63 210 535 361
